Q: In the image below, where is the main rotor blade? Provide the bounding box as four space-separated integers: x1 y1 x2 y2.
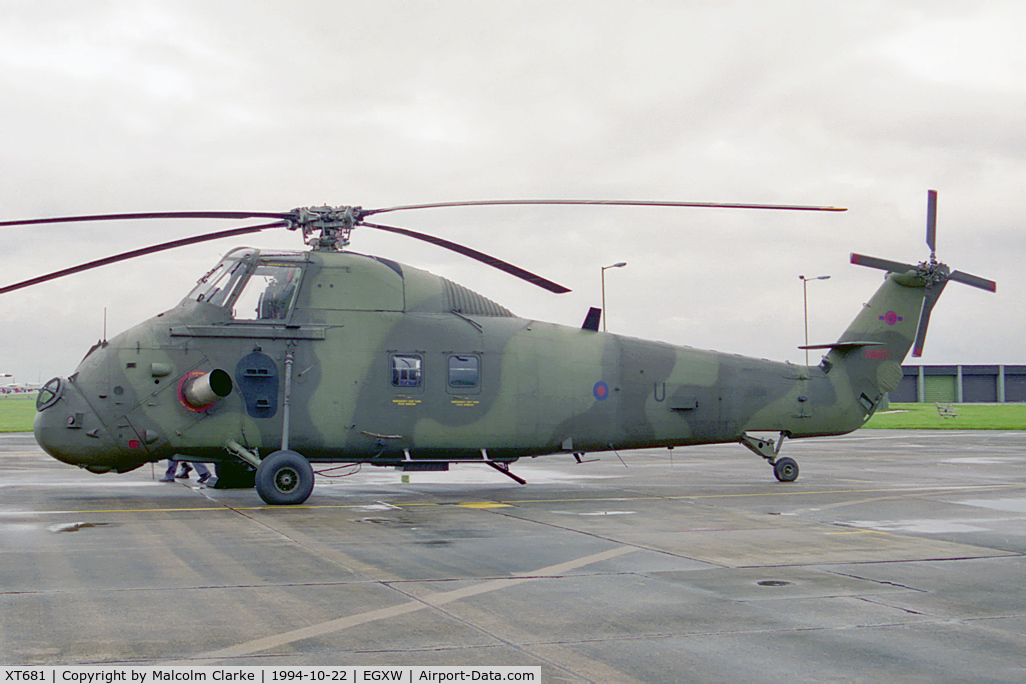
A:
0 221 286 295
911 281 947 358
926 189 937 257
362 199 848 218
0 211 291 228
360 220 570 293
950 270 997 293
850 253 917 274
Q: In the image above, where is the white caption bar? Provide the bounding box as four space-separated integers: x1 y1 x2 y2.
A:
1 668 541 684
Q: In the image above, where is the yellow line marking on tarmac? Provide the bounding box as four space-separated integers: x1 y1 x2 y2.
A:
456 501 513 508
402 484 1012 507
12 504 388 515
160 545 639 665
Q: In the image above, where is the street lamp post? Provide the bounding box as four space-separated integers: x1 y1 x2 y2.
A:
800 274 830 365
601 262 627 332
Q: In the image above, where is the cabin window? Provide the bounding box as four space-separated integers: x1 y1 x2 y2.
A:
391 354 423 388
232 263 303 321
448 355 479 388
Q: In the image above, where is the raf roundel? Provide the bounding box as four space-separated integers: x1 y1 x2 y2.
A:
879 311 903 326
593 381 609 401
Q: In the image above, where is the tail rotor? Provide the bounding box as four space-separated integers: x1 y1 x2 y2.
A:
850 190 995 358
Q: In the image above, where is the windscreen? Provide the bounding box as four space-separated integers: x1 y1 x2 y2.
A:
185 248 257 307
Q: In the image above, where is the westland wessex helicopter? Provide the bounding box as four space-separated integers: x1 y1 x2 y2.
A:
1 193 995 505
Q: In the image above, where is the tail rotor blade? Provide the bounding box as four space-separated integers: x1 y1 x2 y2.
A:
926 189 938 257
850 253 917 274
851 190 994 358
950 270 997 293
911 281 948 358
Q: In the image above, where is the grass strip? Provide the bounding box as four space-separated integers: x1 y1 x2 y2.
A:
867 402 1026 429
0 395 38 433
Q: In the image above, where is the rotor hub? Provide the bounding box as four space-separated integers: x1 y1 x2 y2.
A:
916 258 950 287
286 205 364 251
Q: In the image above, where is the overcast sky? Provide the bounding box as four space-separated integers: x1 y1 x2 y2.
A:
2 0 1023 385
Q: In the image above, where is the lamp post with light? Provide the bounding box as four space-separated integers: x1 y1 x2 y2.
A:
601 262 627 332
800 274 830 365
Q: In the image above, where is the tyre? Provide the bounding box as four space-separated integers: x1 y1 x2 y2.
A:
255 450 314 505
773 457 799 482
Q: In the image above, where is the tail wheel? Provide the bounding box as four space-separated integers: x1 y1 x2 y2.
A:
255 450 314 505
773 457 799 482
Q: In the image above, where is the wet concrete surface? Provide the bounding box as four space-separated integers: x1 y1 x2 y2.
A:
2 430 1025 681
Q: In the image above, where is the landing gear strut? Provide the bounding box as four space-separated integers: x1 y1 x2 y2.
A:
251 349 316 506
740 432 799 482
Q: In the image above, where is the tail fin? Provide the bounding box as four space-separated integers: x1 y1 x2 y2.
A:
821 273 930 412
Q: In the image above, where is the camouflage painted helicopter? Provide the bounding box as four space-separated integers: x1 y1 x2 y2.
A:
1 193 994 505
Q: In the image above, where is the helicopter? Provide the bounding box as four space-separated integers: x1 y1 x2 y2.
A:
1 192 995 505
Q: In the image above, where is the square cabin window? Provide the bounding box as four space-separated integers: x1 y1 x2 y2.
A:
448 355 479 388
391 354 423 388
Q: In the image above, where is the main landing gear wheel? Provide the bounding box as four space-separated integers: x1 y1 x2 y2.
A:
773 457 799 482
255 450 314 505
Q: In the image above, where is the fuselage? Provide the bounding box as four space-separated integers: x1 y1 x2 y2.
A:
34 247 878 474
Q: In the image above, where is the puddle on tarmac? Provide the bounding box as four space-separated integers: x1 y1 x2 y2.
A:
351 517 418 528
47 521 112 534
955 498 1026 514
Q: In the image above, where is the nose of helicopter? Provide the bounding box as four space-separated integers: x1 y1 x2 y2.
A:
33 377 128 473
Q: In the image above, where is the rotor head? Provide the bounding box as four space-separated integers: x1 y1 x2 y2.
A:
286 205 363 251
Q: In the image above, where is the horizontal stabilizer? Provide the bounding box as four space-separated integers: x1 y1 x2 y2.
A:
799 341 884 351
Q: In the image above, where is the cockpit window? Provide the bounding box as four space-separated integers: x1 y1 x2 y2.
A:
36 377 62 411
184 249 305 321
231 263 303 321
186 248 256 307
